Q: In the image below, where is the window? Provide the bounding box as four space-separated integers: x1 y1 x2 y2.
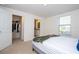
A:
59 16 71 35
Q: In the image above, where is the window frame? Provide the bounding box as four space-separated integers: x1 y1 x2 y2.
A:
59 16 71 35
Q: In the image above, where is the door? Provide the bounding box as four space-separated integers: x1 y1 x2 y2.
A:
0 8 12 50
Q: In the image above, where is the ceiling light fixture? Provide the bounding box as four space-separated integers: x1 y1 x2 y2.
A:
43 4 47 6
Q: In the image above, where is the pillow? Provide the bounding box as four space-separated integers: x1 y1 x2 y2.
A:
77 40 79 51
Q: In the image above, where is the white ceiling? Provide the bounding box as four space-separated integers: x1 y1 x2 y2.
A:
1 4 79 17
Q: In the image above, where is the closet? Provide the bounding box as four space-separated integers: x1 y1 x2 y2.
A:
12 15 22 40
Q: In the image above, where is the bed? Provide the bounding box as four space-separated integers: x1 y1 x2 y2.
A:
32 36 79 54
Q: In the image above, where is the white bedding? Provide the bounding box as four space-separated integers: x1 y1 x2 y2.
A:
33 36 79 54
43 36 79 54
32 41 62 54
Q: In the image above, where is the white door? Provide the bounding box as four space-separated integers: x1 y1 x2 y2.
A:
0 8 12 50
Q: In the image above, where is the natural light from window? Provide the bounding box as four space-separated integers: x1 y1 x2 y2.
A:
59 16 71 35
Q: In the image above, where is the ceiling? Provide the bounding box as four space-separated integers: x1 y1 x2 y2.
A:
1 4 79 17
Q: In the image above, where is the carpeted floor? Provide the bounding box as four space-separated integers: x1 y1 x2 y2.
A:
0 39 36 54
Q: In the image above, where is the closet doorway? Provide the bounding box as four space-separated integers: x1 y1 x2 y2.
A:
12 15 22 42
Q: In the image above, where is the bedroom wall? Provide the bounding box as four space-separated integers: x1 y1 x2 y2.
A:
8 7 36 41
8 7 45 41
0 6 12 50
0 6 45 41
44 9 79 38
40 17 46 36
0 6 44 50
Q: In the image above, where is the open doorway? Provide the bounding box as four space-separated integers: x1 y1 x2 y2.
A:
34 19 40 37
12 15 22 43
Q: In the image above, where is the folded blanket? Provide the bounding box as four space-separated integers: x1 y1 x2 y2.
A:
33 35 59 43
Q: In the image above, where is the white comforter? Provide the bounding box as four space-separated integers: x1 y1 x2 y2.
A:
42 36 79 54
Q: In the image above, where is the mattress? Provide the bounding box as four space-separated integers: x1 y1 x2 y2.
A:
32 36 79 54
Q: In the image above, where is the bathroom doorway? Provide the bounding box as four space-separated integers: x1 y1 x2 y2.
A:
34 19 40 37
12 15 22 43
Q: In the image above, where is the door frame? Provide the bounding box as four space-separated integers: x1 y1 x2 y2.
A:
34 19 40 37
12 14 23 41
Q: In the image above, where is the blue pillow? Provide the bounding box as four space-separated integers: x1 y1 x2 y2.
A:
77 40 79 51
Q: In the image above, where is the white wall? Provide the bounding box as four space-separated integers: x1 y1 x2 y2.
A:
0 6 45 41
44 9 79 38
8 7 44 41
0 6 44 50
0 7 12 50
39 17 45 36
9 8 36 41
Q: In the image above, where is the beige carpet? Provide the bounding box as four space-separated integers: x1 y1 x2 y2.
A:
0 39 36 54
